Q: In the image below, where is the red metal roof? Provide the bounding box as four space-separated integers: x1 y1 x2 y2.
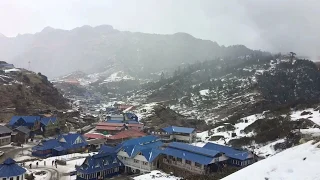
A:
107 129 146 140
96 122 124 127
84 133 107 139
96 126 124 131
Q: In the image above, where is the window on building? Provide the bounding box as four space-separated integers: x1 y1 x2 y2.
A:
74 136 83 144
3 178 6 180
185 160 191 165
17 176 20 180
177 157 182 162
195 162 201 168
113 158 117 164
10 178 13 180
95 163 100 168
138 152 142 155
143 162 148 166
134 159 139 163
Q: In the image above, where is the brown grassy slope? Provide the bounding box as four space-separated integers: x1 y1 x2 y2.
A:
0 69 69 122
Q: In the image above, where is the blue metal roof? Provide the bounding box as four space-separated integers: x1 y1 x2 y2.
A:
203 142 251 160
0 158 26 178
54 146 66 151
33 133 87 151
168 142 220 158
116 136 163 162
58 133 88 149
140 147 162 162
40 117 57 126
120 144 162 162
9 116 41 126
99 145 118 153
162 147 216 165
32 139 61 151
162 126 195 134
76 152 123 174
120 135 159 147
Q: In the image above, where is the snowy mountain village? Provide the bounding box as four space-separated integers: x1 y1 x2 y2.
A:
0 101 260 180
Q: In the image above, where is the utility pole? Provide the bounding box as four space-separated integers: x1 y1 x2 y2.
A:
28 61 31 70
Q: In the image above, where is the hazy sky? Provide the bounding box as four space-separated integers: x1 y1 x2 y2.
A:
1 0 320 57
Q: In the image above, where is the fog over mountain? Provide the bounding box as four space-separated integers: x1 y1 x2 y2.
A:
0 0 319 76
0 25 266 78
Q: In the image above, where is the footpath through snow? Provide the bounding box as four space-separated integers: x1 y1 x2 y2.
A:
223 141 320 180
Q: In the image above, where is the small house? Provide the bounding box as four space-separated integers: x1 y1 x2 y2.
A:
8 116 41 131
32 133 88 157
75 152 123 180
95 123 125 135
116 135 163 174
40 117 60 136
0 158 26 180
0 126 12 146
160 142 228 176
160 126 196 143
11 126 31 144
202 142 256 167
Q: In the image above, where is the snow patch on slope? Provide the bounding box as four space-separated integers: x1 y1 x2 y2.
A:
291 108 320 126
223 141 320 180
103 71 135 83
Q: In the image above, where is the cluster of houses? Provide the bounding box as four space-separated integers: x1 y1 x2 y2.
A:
0 115 61 147
0 110 258 180
75 135 257 180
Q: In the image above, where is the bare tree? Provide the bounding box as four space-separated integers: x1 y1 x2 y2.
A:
289 52 296 61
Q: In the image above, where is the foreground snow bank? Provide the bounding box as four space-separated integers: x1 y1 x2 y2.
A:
134 170 181 180
223 141 320 180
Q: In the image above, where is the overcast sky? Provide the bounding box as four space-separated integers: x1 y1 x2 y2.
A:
1 0 319 58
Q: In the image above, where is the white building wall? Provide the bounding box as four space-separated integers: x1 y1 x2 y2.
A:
173 135 191 142
117 151 154 173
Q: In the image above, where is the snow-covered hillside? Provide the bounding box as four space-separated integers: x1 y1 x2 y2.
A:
223 141 320 180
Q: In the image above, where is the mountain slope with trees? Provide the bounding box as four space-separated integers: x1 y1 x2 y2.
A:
0 62 70 122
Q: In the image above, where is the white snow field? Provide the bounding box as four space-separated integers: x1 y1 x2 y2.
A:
134 170 181 180
223 141 320 180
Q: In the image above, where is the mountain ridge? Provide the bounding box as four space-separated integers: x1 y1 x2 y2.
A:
0 24 268 78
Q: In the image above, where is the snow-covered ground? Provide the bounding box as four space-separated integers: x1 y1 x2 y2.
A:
23 152 95 175
134 170 181 180
223 141 320 180
196 112 266 145
254 139 286 157
133 102 158 121
300 128 320 136
4 68 20 73
103 71 135 83
291 108 320 126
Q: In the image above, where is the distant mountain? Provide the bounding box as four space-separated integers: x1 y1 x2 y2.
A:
0 62 70 122
0 25 268 78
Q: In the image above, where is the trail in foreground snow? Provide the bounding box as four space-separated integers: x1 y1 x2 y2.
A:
133 170 181 180
223 141 320 180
